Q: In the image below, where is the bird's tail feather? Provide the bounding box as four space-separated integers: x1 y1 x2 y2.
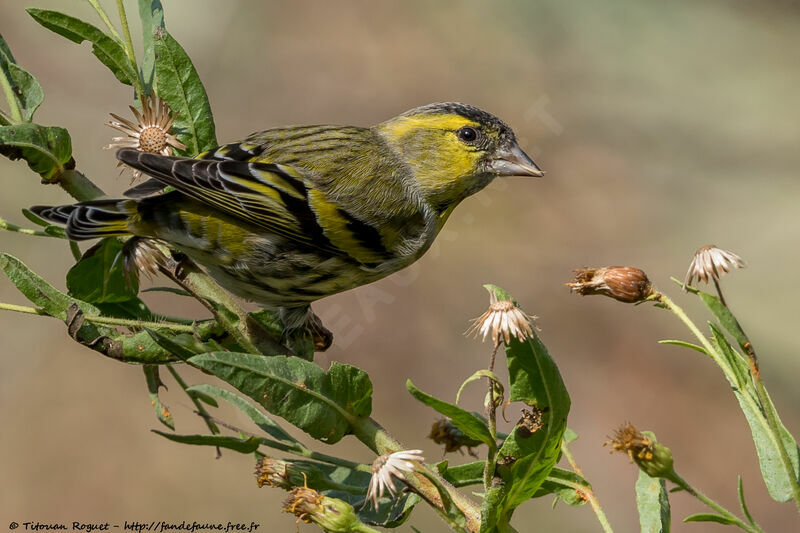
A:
30 199 137 240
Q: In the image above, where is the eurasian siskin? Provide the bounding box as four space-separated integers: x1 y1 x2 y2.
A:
33 102 542 348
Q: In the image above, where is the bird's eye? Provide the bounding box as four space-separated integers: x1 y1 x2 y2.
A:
457 126 479 143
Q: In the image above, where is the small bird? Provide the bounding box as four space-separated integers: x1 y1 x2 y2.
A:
32 102 542 349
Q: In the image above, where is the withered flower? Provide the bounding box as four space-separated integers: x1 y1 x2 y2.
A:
105 94 186 180
515 407 546 438
255 457 292 489
428 419 482 456
365 449 424 510
283 485 361 532
466 290 536 345
606 423 675 479
568 266 654 303
684 245 745 287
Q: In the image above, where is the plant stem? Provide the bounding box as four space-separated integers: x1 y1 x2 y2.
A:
712 278 727 307
0 64 23 123
86 0 123 42
0 301 197 332
655 292 738 383
658 291 800 511
55 169 106 202
484 341 501 491
561 441 614 533
0 217 58 237
69 241 82 261
668 472 764 533
114 0 145 97
166 364 221 445
156 255 286 356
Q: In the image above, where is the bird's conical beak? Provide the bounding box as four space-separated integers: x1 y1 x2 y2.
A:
490 144 544 177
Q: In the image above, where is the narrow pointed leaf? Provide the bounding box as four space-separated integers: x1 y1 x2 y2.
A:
0 252 99 318
533 467 591 506
456 369 504 406
737 476 757 527
658 339 707 355
636 470 671 533
153 30 216 155
407 379 494 447
189 353 371 443
26 9 137 86
144 365 173 429
438 460 485 488
138 0 164 92
708 325 800 502
153 431 260 454
187 383 298 444
683 513 737 525
697 290 749 347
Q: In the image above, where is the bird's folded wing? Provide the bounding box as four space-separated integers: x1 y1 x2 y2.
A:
116 147 390 265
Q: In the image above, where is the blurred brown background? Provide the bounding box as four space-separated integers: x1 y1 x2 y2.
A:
2 1 799 531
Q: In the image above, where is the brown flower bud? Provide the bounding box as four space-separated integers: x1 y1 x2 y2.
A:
568 266 654 303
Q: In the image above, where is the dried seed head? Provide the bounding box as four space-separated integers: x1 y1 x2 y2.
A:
684 245 745 288
428 419 482 455
568 266 654 303
104 95 186 181
466 290 536 345
606 423 675 479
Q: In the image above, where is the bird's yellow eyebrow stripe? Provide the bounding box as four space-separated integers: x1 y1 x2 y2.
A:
383 113 479 137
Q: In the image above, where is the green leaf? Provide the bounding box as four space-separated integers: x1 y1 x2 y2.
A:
707 323 800 503
187 383 298 445
709 324 749 389
0 40 44 122
737 476 757 527
66 238 138 304
438 460 485 488
563 427 579 444
456 369 504 406
533 467 591 507
683 513 737 526
407 379 494 447
493 293 570 519
26 9 138 86
153 29 216 155
658 339 707 355
152 431 261 454
697 290 749 347
0 252 100 319
144 365 173 429
138 0 164 93
636 470 671 533
188 353 371 444
0 123 71 180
